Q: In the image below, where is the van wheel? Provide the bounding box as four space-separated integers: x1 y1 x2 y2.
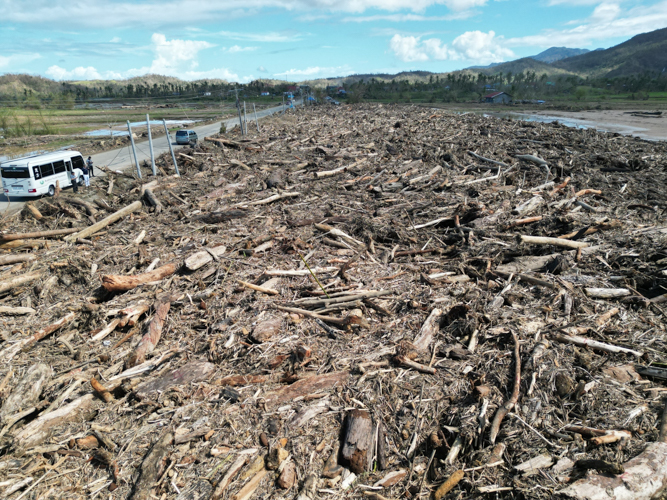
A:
47 185 55 197
78 177 84 186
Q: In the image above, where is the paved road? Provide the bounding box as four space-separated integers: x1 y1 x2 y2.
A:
0 100 297 212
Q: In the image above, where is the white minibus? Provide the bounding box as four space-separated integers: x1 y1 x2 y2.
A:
1 151 85 197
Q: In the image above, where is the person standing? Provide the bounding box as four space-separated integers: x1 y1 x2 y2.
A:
82 163 90 188
87 156 95 177
70 170 79 193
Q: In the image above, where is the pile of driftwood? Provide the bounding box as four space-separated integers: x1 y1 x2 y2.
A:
1 103 667 500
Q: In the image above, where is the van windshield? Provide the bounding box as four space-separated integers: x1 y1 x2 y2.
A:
1 166 30 179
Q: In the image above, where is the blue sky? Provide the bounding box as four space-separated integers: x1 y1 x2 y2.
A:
1 0 666 83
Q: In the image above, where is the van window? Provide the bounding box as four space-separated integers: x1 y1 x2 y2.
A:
33 166 41 179
1 166 30 179
53 160 66 174
40 163 55 177
72 156 84 170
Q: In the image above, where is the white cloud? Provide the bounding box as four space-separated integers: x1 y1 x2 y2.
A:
0 0 489 28
45 34 241 82
274 65 353 78
344 11 476 22
109 37 122 43
257 65 268 72
218 30 302 42
390 35 430 62
451 30 514 61
226 45 258 53
148 33 213 74
507 1 667 48
0 53 41 69
389 30 513 64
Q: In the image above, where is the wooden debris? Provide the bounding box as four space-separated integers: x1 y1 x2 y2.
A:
102 263 177 292
489 332 521 444
263 371 349 406
13 394 94 450
126 295 174 367
128 431 173 500
341 409 374 473
65 200 143 242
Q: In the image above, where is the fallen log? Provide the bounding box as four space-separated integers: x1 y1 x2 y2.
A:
62 197 98 216
0 270 42 295
585 288 631 299
239 280 279 295
0 228 79 241
0 306 35 315
520 235 589 249
204 136 241 148
552 333 643 357
64 200 143 242
13 394 94 450
128 431 174 500
102 262 177 292
262 371 349 406
143 188 163 214
0 254 36 266
341 409 374 473
126 295 174 368
246 191 300 206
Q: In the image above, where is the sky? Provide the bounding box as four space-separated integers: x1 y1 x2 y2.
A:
1 0 666 84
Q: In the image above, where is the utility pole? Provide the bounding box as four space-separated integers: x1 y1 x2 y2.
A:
243 101 247 135
146 114 156 176
127 121 141 179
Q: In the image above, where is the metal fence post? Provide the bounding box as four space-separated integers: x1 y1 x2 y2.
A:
253 103 259 132
146 114 156 176
163 119 179 176
127 120 142 179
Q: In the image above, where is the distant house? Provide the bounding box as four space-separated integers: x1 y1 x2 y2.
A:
261 91 270 96
337 87 346 95
203 92 212 96
484 91 512 104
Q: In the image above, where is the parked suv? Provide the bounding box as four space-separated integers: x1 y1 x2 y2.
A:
175 130 198 145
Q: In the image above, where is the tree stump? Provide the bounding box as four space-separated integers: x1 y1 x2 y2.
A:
341 409 375 473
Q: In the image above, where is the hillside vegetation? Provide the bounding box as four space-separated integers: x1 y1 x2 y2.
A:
2 28 667 111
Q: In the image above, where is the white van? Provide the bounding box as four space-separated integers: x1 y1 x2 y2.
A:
1 151 85 197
